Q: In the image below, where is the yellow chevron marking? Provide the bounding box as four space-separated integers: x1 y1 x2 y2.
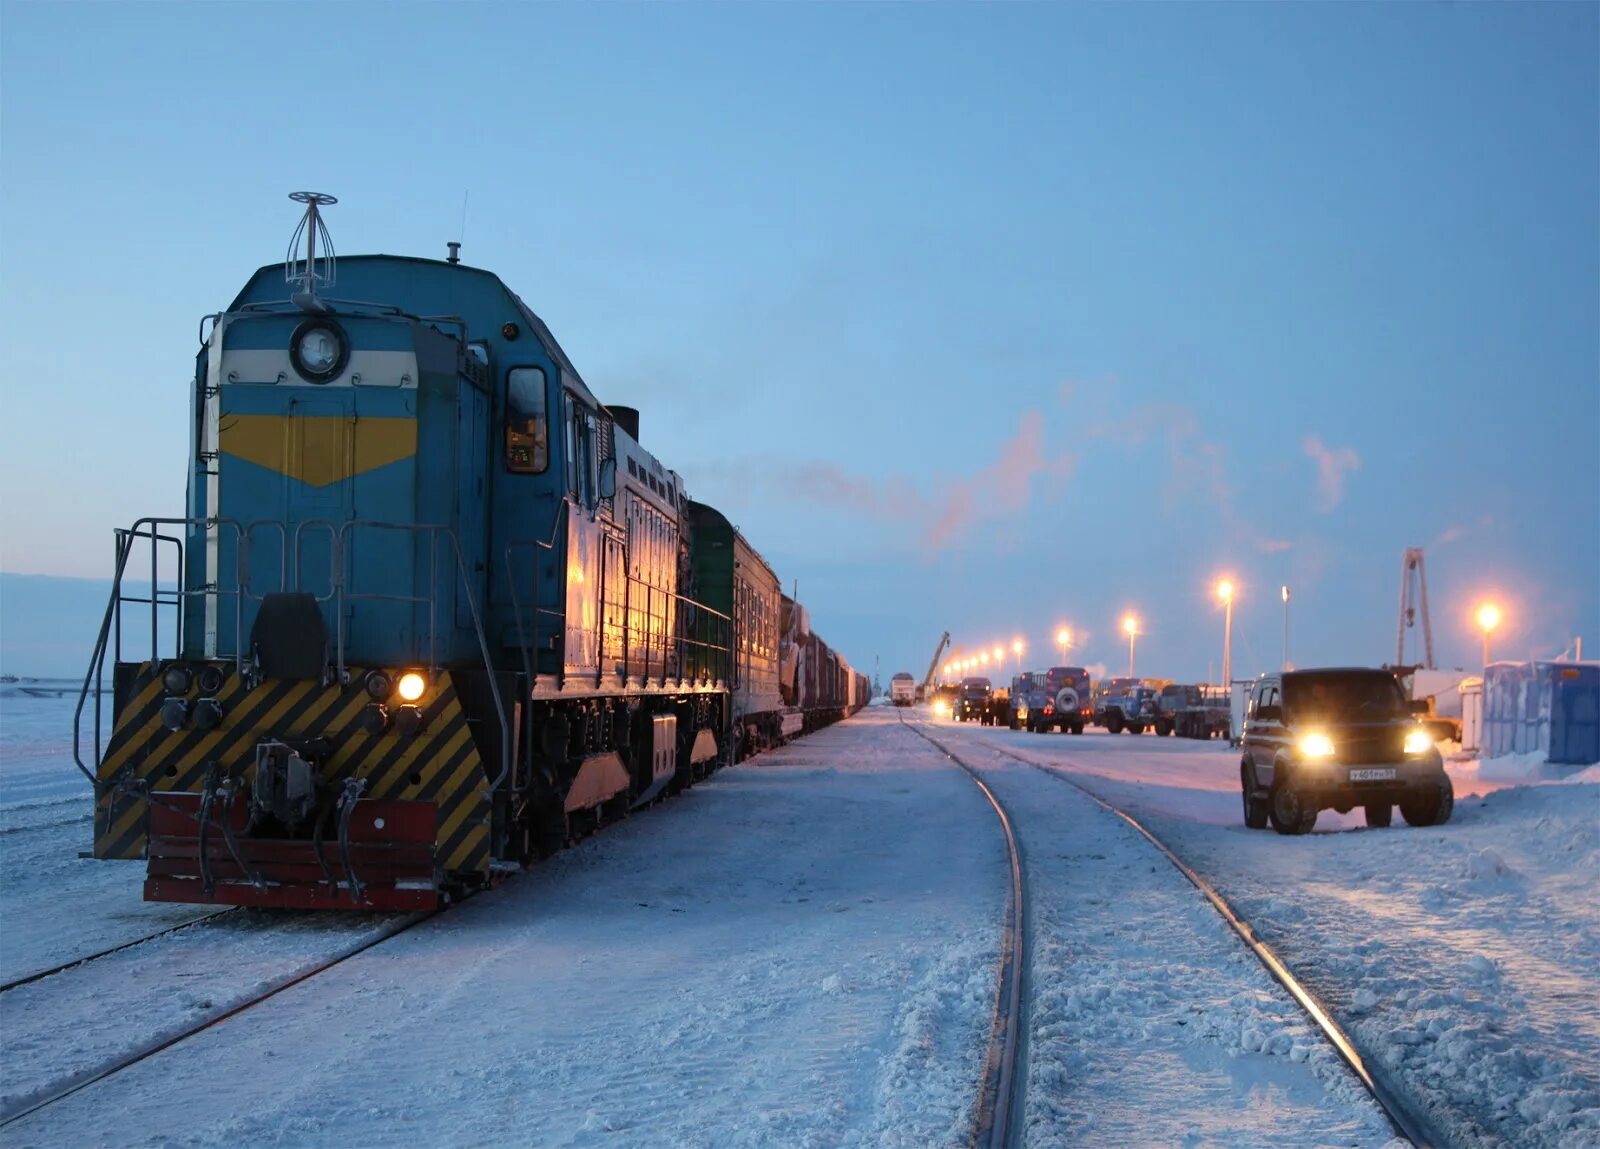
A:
99 676 169 775
152 681 316 789
435 783 486 845
443 827 488 873
220 414 416 489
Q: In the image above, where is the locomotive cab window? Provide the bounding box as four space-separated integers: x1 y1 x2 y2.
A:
505 367 548 473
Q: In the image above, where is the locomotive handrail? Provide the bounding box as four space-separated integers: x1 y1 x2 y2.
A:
74 516 251 785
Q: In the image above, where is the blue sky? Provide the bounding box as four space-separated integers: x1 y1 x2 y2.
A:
1 2 1595 684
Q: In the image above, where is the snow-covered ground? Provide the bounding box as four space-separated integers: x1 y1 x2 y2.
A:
0 697 1414 1145
941 719 1600 1148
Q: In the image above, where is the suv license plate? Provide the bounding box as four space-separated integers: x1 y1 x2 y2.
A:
1350 768 1396 782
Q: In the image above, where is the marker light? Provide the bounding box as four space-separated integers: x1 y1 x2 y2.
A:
1298 733 1336 759
364 670 394 699
1404 729 1433 756
162 665 194 695
396 672 427 702
196 665 226 695
393 704 426 737
191 699 224 731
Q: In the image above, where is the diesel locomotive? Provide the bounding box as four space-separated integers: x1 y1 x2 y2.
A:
74 193 867 911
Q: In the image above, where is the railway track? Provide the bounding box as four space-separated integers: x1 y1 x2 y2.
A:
899 714 1027 1149
0 909 436 1129
0 909 234 995
964 728 1444 1149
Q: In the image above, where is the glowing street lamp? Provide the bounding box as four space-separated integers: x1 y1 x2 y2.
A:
1011 638 1024 673
1476 603 1502 666
980 652 990 667
1122 615 1139 678
1216 579 1235 687
993 645 1005 666
1056 627 1071 664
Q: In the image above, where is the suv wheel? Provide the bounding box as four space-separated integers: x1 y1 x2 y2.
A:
1105 712 1124 734
1400 775 1455 827
1270 778 1318 835
1155 719 1173 737
1241 764 1268 829
1364 804 1393 828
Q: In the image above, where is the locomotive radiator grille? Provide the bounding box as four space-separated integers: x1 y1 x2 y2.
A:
94 663 491 892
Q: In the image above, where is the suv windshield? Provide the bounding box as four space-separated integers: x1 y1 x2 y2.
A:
1285 672 1407 722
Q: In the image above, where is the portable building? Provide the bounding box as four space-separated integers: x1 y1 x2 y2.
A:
1482 661 1599 766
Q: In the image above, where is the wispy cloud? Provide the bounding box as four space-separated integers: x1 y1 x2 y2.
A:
1256 538 1295 554
1302 434 1361 512
925 411 1074 551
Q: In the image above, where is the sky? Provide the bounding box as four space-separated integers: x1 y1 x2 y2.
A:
1 2 1596 685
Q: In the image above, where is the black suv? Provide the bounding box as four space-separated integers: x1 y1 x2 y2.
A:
955 677 992 723
1240 668 1454 835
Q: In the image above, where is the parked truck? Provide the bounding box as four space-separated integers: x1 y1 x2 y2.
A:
890 672 917 707
1094 681 1161 734
1155 683 1233 739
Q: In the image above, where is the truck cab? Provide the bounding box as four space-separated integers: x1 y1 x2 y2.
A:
1240 668 1454 835
955 677 992 723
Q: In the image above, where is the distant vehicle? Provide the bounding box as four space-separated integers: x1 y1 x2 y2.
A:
890 672 917 707
1156 684 1232 739
1017 666 1091 733
1095 682 1159 734
984 687 1011 727
1240 668 1454 836
955 677 992 723
1008 672 1036 729
929 682 959 718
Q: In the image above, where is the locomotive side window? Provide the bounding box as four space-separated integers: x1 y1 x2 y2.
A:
504 367 548 473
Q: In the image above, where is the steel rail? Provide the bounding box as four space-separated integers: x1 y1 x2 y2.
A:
974 732 1443 1149
900 714 1026 1149
0 910 235 995
0 910 436 1129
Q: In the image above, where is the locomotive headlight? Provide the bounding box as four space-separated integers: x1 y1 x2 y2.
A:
1298 732 1336 759
196 665 226 695
162 665 194 695
396 672 427 702
1404 729 1433 756
289 319 349 383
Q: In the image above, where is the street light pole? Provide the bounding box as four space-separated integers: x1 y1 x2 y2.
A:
1281 585 1290 670
1122 615 1138 677
1216 581 1234 688
1056 627 1070 666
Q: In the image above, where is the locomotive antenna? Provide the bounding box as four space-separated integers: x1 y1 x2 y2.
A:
286 191 338 311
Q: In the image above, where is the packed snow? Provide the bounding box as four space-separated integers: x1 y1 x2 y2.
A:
2 687 1591 1146
947 719 1600 1148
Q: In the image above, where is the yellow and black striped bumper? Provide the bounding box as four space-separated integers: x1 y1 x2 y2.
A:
94 663 490 879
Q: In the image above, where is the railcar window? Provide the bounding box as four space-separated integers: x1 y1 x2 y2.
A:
504 367 548 473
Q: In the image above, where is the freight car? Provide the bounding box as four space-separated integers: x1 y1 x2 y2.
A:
73 193 865 911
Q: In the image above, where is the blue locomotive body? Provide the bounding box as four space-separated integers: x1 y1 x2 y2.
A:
76 199 862 910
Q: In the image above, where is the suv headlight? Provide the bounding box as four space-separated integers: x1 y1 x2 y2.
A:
1298 733 1336 759
1404 729 1433 756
